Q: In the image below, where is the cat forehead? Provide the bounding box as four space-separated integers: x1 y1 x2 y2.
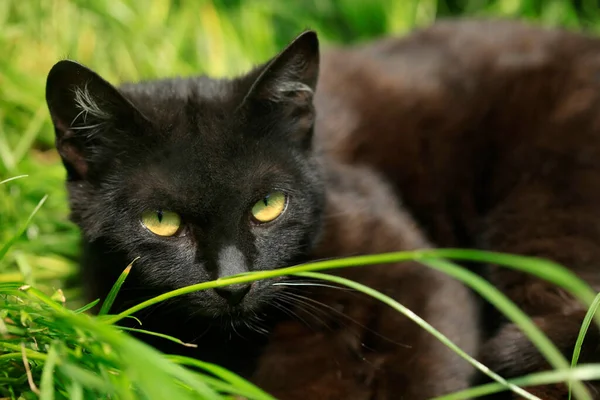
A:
110 99 299 197
118 76 245 122
145 124 288 175
126 147 294 199
118 90 268 154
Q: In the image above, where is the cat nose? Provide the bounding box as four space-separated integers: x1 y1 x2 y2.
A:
214 283 252 305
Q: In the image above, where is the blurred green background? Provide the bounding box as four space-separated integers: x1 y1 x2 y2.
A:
1 0 599 303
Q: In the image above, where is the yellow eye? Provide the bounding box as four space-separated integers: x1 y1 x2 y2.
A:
251 192 287 223
141 210 181 236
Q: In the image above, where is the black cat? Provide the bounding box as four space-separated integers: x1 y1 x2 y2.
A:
46 19 600 399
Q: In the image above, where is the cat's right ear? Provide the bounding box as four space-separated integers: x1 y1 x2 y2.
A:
239 31 320 148
45 60 148 181
243 30 320 105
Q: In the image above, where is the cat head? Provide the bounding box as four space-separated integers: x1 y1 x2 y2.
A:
45 31 325 319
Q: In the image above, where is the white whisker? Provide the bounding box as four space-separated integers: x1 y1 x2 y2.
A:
281 291 410 349
273 281 355 292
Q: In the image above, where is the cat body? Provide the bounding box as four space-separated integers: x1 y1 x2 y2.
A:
317 20 600 397
46 18 600 399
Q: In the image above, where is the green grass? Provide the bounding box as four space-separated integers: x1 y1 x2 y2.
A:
2 0 600 399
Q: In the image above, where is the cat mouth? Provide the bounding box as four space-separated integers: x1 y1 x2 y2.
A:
214 297 274 336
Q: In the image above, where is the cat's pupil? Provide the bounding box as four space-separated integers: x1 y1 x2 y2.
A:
263 195 270 206
157 210 163 223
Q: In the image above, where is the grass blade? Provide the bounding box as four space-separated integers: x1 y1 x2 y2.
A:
0 194 47 262
59 363 117 393
0 175 28 185
73 299 100 314
105 249 598 325
68 381 84 400
167 355 276 400
117 326 198 348
98 257 138 316
39 344 59 400
435 364 600 400
568 292 600 400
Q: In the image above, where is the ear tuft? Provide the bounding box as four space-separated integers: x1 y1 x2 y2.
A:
71 83 113 129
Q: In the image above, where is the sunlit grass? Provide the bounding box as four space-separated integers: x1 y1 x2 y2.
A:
3 247 600 399
2 0 600 399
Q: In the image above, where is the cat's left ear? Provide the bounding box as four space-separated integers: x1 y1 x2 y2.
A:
243 30 319 144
